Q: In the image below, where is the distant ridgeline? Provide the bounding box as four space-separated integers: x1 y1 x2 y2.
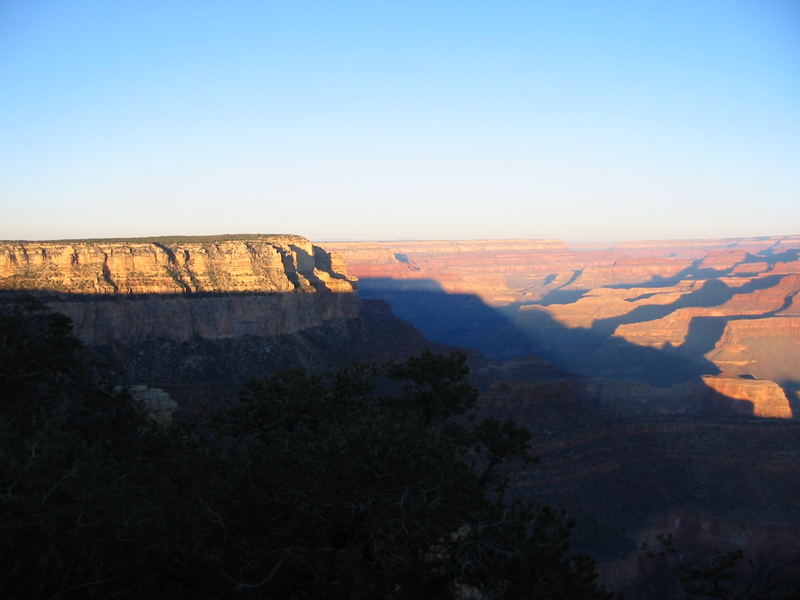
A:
0 235 436 407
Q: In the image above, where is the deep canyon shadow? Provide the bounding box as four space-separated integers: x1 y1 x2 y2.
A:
591 275 784 337
358 273 800 418
357 278 537 361
358 277 724 389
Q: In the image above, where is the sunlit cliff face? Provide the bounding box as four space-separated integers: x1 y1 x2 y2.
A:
326 236 800 418
0 236 359 345
0 235 354 295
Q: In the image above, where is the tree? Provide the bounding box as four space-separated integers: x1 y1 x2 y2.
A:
638 535 800 600
0 299 609 598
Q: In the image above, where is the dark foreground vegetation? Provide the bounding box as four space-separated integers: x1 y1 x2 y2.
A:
0 298 605 599
2 298 798 599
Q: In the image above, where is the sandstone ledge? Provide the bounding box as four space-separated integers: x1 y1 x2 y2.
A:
0 235 359 344
0 234 354 295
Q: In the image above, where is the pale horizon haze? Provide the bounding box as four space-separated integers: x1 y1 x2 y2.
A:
1 1 798 242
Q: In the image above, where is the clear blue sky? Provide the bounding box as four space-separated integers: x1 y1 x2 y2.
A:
1 0 798 241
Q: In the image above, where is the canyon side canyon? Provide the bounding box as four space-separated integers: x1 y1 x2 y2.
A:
3 233 800 594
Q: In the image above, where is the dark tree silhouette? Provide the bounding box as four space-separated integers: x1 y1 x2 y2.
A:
0 299 609 599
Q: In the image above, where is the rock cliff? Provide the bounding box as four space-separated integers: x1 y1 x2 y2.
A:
0 235 354 295
0 235 358 343
701 375 792 418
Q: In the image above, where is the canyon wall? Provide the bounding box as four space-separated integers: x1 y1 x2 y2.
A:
0 235 358 343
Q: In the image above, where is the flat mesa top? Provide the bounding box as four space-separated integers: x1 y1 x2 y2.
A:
0 234 307 244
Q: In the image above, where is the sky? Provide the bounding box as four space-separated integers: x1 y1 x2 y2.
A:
1 0 798 242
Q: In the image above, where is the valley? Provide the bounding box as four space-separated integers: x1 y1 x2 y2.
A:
327 235 800 417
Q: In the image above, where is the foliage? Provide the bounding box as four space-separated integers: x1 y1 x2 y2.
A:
0 300 609 599
638 534 800 600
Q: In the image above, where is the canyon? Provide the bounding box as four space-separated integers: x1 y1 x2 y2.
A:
328 235 800 591
4 233 800 593
327 235 800 417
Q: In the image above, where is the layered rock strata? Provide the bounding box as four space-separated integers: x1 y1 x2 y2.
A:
0 235 354 295
701 375 792 418
0 235 358 343
328 236 800 415
326 236 800 307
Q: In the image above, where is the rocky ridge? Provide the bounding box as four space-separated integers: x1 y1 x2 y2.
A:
0 235 354 295
0 235 358 343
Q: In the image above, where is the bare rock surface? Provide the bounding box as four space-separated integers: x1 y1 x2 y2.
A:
124 385 178 425
0 234 354 295
0 235 358 343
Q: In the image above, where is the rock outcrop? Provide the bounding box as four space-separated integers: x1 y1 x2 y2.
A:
701 375 792 418
0 235 358 344
614 274 800 348
326 239 568 305
0 235 354 295
705 316 800 395
124 385 178 426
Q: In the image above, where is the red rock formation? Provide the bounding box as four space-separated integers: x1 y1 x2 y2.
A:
730 261 769 275
528 281 703 328
701 375 792 418
705 316 800 383
564 257 695 291
328 236 799 307
327 239 568 305
0 235 354 294
770 258 800 275
615 274 800 348
698 250 749 271
328 235 800 414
